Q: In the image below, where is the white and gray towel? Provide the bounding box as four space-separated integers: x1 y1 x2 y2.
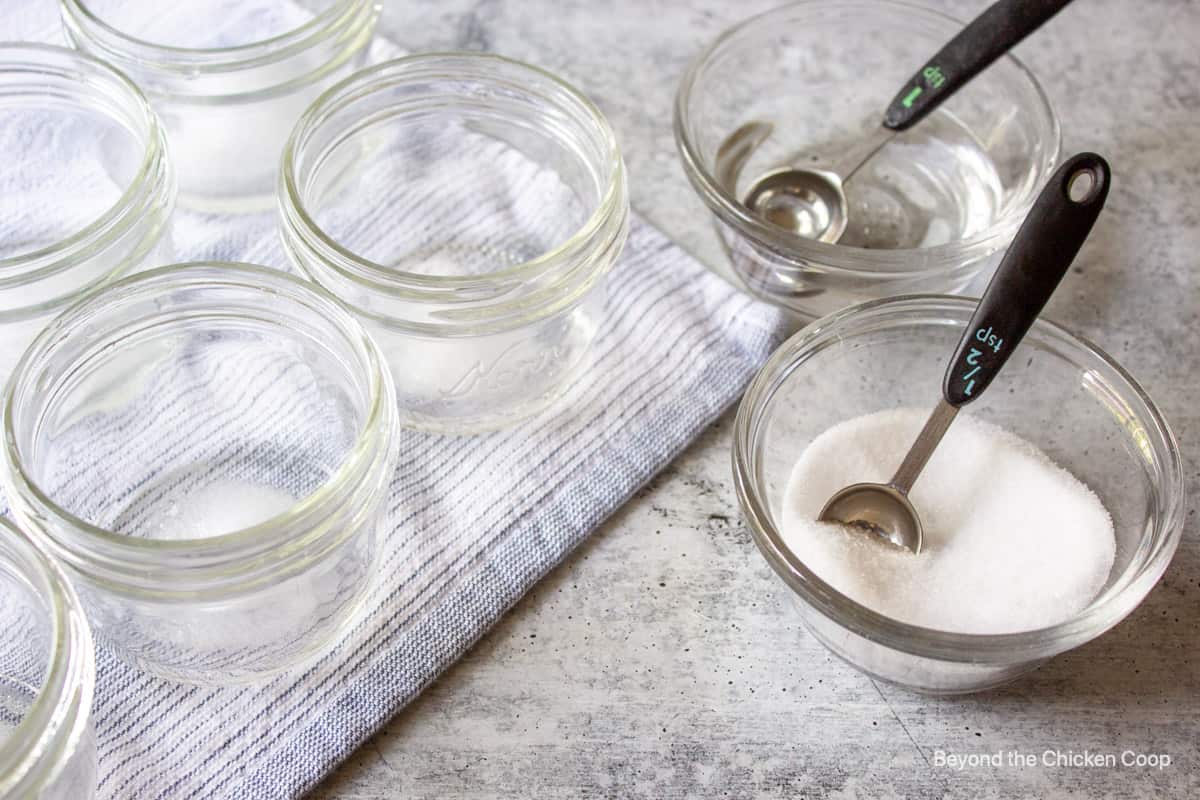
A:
1 4 784 797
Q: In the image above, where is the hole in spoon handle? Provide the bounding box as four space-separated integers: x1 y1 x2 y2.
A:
943 152 1110 408
883 0 1076 131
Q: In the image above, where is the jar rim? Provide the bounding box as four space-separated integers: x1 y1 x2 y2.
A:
0 44 171 299
58 0 376 73
279 51 628 304
2 263 395 569
732 294 1185 663
0 518 94 796
674 0 1062 278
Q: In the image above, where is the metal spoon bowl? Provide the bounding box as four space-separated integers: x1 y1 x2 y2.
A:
820 484 922 551
743 166 847 243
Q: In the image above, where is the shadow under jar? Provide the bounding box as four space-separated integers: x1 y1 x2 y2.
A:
0 518 96 800
674 0 1060 320
732 296 1184 694
280 53 629 433
59 0 380 211
0 43 174 389
2 264 398 684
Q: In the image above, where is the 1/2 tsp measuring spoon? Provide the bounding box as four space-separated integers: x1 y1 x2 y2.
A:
817 152 1109 552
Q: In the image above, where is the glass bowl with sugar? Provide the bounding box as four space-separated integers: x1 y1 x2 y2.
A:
733 295 1183 694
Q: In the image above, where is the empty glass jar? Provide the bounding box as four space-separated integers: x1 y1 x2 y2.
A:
2 264 398 684
59 0 381 210
0 43 174 389
0 517 97 800
279 53 629 432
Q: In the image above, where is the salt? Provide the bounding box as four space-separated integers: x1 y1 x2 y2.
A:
781 408 1115 634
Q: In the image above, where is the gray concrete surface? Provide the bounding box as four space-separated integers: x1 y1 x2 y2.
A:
312 1 1199 797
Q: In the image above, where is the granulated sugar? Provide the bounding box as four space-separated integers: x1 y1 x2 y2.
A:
781 408 1115 634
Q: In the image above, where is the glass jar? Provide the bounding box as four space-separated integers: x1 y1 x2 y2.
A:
279 53 629 433
675 1 1061 319
59 0 381 211
2 264 398 684
733 296 1185 693
0 43 174 389
0 517 97 800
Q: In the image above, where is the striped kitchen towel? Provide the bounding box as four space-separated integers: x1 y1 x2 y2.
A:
1 3 785 798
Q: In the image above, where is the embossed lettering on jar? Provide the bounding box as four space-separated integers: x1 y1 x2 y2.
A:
280 53 629 432
1 265 398 684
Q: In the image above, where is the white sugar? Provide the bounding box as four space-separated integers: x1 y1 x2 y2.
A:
781 408 1115 634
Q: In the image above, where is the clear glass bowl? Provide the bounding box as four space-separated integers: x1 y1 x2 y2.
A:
733 296 1184 694
675 0 1061 319
2 264 398 684
280 53 629 433
59 0 380 211
0 43 174 389
0 517 96 800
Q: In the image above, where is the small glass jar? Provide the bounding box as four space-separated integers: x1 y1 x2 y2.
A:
0 43 174 389
733 296 1185 693
59 0 381 211
0 517 97 800
2 264 398 684
279 53 629 433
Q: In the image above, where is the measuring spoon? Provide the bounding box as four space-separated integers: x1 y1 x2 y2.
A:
737 0 1075 243
817 152 1109 552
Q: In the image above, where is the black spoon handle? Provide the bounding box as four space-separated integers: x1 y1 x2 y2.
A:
943 152 1110 407
883 0 1074 131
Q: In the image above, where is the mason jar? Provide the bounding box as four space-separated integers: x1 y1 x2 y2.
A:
0 43 173 388
2 264 398 684
59 0 381 211
279 53 629 432
0 517 97 800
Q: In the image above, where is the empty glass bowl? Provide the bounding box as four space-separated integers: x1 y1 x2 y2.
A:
2 264 398 684
0 43 174 389
279 53 629 433
60 0 380 210
733 296 1184 693
675 0 1060 319
0 518 96 800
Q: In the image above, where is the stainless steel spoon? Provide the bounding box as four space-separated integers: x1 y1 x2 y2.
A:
818 152 1110 552
736 0 1075 243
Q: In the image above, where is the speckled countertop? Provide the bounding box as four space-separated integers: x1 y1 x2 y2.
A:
313 1 1199 797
